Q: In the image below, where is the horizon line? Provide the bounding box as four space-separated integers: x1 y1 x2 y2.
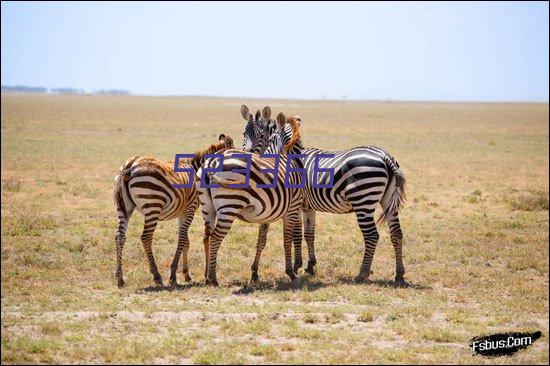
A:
2 90 548 105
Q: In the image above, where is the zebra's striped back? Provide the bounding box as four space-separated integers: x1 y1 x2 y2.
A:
201 150 303 224
300 146 395 215
243 120 402 220
115 156 197 222
114 134 235 222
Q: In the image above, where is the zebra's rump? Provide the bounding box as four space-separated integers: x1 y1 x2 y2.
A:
123 156 197 221
301 147 395 213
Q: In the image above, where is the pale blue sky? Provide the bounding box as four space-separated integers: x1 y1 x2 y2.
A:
1 1 548 101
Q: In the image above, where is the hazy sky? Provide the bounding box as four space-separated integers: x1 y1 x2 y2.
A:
1 1 548 101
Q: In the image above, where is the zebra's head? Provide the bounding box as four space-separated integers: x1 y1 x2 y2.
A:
264 112 303 156
241 104 275 153
217 133 235 149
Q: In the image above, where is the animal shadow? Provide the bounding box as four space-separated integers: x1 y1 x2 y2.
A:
138 280 203 293
336 276 432 290
232 276 328 295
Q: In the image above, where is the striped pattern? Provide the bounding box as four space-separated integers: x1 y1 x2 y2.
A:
197 113 303 286
241 105 273 153
113 135 234 288
243 108 406 283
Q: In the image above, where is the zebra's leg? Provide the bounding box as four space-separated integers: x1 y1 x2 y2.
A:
250 223 269 284
302 209 317 275
140 214 163 286
387 212 405 283
292 209 303 273
207 212 236 287
203 225 211 283
170 206 196 286
115 209 133 288
353 209 379 283
198 189 216 283
283 212 300 281
180 204 196 282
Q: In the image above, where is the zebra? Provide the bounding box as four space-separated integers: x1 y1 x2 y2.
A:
241 105 407 284
197 113 304 286
240 105 305 280
242 104 273 153
113 134 234 288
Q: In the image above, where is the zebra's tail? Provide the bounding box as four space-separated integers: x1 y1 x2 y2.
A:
196 167 218 235
113 158 136 219
378 154 406 225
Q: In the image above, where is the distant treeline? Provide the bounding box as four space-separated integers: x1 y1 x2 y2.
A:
94 89 131 95
1 85 131 95
2 85 48 93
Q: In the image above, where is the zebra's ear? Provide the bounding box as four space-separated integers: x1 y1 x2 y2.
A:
276 112 287 130
261 106 271 121
241 105 252 121
218 133 226 142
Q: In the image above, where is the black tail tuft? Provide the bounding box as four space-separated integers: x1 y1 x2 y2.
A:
113 159 137 219
378 155 406 224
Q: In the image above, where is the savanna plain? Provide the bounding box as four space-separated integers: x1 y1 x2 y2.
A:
1 94 548 364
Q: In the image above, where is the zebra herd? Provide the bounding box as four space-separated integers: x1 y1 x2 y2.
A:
113 105 406 288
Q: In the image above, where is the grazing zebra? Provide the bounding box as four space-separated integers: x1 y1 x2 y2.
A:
113 134 234 288
197 113 304 286
241 105 407 283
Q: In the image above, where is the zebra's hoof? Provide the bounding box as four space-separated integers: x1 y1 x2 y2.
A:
305 266 315 276
293 261 303 273
250 272 259 284
286 270 298 281
153 275 163 287
169 277 178 287
117 277 125 288
354 274 370 284
209 279 219 287
184 274 192 282
395 276 406 286
206 276 219 287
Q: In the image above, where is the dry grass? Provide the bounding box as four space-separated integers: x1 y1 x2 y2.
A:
1 94 548 364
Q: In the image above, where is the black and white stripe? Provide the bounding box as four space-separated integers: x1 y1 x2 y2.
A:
197 113 303 286
113 135 234 288
241 105 274 153
242 106 406 283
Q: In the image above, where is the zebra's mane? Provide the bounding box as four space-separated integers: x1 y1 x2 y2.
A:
188 135 234 170
284 117 302 153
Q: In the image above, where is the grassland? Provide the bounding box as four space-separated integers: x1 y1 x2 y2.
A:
1 94 548 364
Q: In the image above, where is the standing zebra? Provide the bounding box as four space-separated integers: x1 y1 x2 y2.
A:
197 113 304 286
240 105 304 281
241 105 407 284
113 134 234 288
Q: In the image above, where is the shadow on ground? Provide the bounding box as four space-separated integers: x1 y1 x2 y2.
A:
138 281 204 293
136 276 431 294
335 276 432 290
231 276 328 295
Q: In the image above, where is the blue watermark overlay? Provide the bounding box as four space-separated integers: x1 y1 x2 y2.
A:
172 153 336 189
172 154 195 189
